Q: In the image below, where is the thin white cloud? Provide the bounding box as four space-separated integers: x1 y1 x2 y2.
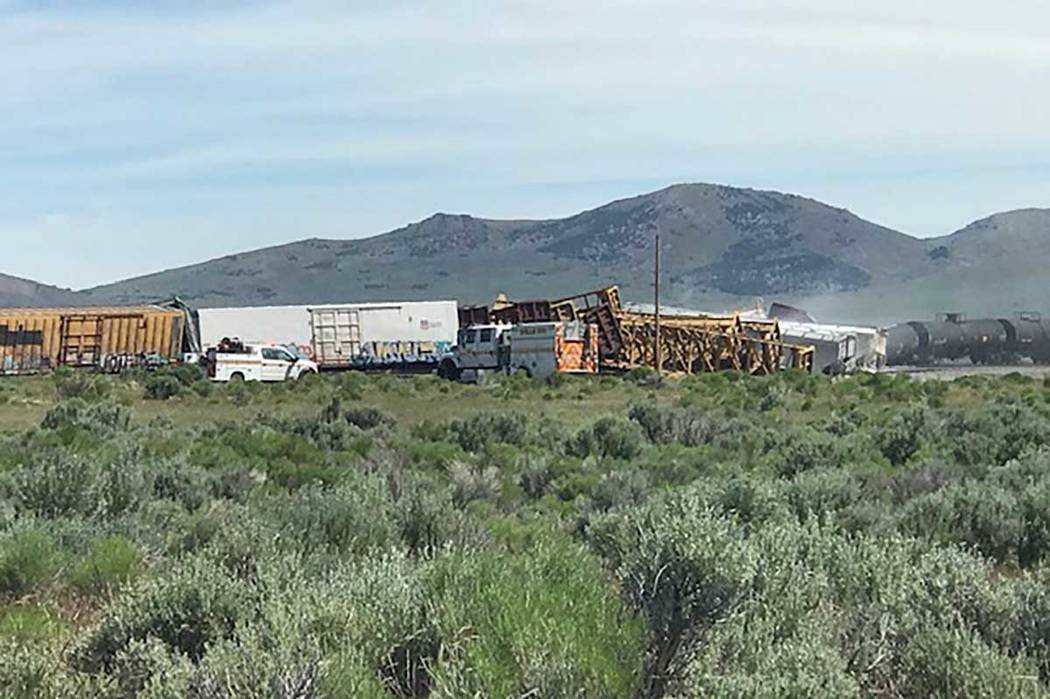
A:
0 0 1048 287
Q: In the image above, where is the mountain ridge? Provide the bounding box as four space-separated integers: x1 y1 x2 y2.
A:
3 183 1047 324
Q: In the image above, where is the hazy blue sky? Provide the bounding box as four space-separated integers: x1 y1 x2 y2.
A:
3 0 1048 288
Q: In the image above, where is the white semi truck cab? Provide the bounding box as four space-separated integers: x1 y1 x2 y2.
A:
437 321 598 382
206 341 319 383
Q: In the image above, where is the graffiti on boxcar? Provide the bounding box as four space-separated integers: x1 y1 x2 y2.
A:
0 324 46 373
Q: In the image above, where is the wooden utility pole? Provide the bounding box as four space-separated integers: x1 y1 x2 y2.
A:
654 234 661 375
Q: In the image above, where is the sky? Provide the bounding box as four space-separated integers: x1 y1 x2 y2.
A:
2 0 1048 289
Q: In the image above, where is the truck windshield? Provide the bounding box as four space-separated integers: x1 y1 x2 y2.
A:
284 344 308 360
262 348 296 362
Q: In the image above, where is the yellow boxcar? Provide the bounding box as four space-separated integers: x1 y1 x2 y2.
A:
0 306 185 374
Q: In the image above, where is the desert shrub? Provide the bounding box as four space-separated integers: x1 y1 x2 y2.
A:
261 477 398 556
628 403 715 446
716 476 785 526
41 399 130 435
140 553 428 698
53 368 111 402
895 480 1047 566
519 460 554 499
896 626 1044 698
784 469 866 527
150 456 212 511
686 601 860 698
190 379 214 398
392 474 486 556
588 486 1043 696
0 639 105 697
876 404 928 466
820 407 868 437
4 451 96 517
587 468 651 513
0 529 62 597
91 457 154 519
70 536 142 595
941 402 1050 468
443 412 531 453
446 461 501 508
588 500 757 696
295 554 427 683
571 416 645 460
76 556 253 671
143 375 182 401
425 538 645 698
897 483 1008 561
887 460 962 504
765 426 844 478
170 363 205 387
625 366 662 387
342 405 394 431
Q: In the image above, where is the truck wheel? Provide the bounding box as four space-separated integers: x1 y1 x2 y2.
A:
438 359 460 381
298 370 318 383
229 372 245 383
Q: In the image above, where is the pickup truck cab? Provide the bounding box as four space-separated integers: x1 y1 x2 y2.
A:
207 340 319 383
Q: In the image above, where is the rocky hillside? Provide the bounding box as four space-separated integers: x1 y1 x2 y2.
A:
0 273 78 308
80 183 929 309
5 186 1048 325
789 208 1050 324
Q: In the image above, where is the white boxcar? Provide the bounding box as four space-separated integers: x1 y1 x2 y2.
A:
778 321 886 374
198 301 458 369
309 301 458 368
198 306 313 352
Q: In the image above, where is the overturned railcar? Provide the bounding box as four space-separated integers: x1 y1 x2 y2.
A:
0 306 185 374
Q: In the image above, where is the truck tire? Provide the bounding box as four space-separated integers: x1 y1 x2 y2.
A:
297 370 318 383
229 372 245 383
438 359 461 381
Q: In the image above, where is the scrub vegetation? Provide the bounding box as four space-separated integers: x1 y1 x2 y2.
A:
2 368 1050 697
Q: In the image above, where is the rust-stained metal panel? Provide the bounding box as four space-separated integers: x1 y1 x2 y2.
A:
471 285 814 375
0 305 184 374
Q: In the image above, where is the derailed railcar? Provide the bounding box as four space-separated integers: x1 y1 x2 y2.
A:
777 321 885 374
0 306 185 374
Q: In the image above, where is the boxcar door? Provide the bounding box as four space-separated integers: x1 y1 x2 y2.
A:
311 308 361 366
59 315 105 367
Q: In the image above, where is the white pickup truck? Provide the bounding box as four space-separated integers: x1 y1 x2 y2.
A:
206 342 319 383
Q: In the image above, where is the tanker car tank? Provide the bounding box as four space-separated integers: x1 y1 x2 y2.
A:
885 313 1050 366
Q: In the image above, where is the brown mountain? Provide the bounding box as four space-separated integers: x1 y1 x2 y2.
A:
0 272 78 308
79 183 929 311
6 184 1046 326
789 208 1050 324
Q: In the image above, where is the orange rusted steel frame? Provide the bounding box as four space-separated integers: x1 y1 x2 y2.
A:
472 285 814 375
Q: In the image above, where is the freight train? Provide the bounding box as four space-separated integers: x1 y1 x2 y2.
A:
885 313 1050 366
0 305 187 374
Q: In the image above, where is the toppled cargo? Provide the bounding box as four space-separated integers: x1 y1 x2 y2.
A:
462 286 814 375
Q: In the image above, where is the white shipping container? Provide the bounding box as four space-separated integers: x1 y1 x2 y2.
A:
198 306 313 350
198 301 458 365
309 301 458 366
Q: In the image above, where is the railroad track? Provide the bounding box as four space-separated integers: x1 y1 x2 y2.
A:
883 364 1050 380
